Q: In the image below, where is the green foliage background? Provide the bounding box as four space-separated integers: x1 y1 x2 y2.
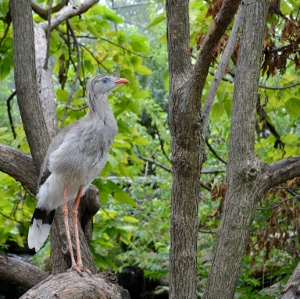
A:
0 0 300 297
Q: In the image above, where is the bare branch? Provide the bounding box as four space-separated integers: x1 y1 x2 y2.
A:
31 0 67 20
202 5 243 134
43 0 53 69
205 138 227 165
0 255 48 289
190 0 241 96
257 195 300 210
0 144 38 194
61 20 81 128
6 90 17 139
259 81 300 90
136 154 172 173
40 0 99 32
265 156 300 189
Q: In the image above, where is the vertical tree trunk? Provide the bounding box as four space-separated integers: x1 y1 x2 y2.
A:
203 1 269 298
166 1 203 298
10 0 50 172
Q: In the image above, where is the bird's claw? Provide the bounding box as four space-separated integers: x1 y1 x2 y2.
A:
67 265 92 276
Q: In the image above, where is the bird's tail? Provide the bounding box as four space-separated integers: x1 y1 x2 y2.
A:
28 207 56 252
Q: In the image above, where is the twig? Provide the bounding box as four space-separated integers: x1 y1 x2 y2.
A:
6 90 17 139
43 0 53 69
257 195 300 210
205 138 227 165
136 153 172 173
77 35 164 69
154 124 171 163
0 22 11 49
0 211 22 224
136 153 212 191
60 20 81 128
66 104 88 111
79 43 108 72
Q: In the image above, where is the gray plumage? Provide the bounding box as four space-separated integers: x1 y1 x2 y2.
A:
28 74 129 253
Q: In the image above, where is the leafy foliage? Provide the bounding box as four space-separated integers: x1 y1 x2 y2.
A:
1 0 300 298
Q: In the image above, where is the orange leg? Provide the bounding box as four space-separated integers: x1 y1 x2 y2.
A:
72 187 91 275
62 186 77 271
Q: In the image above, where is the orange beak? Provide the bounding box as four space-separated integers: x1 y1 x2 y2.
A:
114 78 129 85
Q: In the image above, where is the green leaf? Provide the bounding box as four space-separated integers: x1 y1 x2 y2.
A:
104 9 124 23
56 89 69 101
123 216 139 223
132 136 149 146
145 14 166 30
113 189 137 207
211 103 225 122
285 97 300 119
135 65 153 75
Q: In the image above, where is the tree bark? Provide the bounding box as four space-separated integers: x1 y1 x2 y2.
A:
0 144 37 194
166 1 241 298
0 255 48 289
203 1 269 298
7 1 130 298
11 0 51 172
19 272 130 299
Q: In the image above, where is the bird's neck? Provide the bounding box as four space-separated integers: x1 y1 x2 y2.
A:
88 93 109 120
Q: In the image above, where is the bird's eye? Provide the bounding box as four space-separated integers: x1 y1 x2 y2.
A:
101 78 110 84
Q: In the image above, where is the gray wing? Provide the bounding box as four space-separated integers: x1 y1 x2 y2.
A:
38 121 81 186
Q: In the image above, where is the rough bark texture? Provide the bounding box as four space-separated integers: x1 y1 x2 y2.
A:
202 1 269 298
34 24 57 139
11 0 51 172
0 255 48 289
19 272 130 299
0 144 38 194
7 1 130 298
166 1 241 298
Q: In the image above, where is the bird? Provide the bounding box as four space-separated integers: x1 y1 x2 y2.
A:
28 74 129 275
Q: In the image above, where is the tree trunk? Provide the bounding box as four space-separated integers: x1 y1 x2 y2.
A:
10 0 51 172
9 1 130 298
19 272 130 299
203 1 269 298
166 1 241 298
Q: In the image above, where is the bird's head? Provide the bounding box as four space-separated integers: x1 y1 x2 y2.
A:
88 74 129 96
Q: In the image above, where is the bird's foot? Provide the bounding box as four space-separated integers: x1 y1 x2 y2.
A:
67 264 92 276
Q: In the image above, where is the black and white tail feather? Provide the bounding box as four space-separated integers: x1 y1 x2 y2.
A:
28 207 55 251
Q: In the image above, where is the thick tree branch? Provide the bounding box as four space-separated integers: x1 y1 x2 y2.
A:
40 0 98 31
0 144 38 194
31 0 67 20
0 255 48 289
264 156 300 189
202 4 243 134
11 0 51 172
190 0 241 99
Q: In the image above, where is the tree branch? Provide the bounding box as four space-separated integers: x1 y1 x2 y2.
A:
40 0 99 32
11 0 51 172
31 0 67 20
6 90 17 139
60 20 81 128
202 5 243 134
205 138 227 165
265 156 300 189
0 255 48 289
190 0 241 97
0 144 38 194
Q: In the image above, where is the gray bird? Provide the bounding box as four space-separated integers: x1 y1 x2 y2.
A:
28 74 129 275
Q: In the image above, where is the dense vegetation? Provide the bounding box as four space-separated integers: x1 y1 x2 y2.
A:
0 0 300 297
